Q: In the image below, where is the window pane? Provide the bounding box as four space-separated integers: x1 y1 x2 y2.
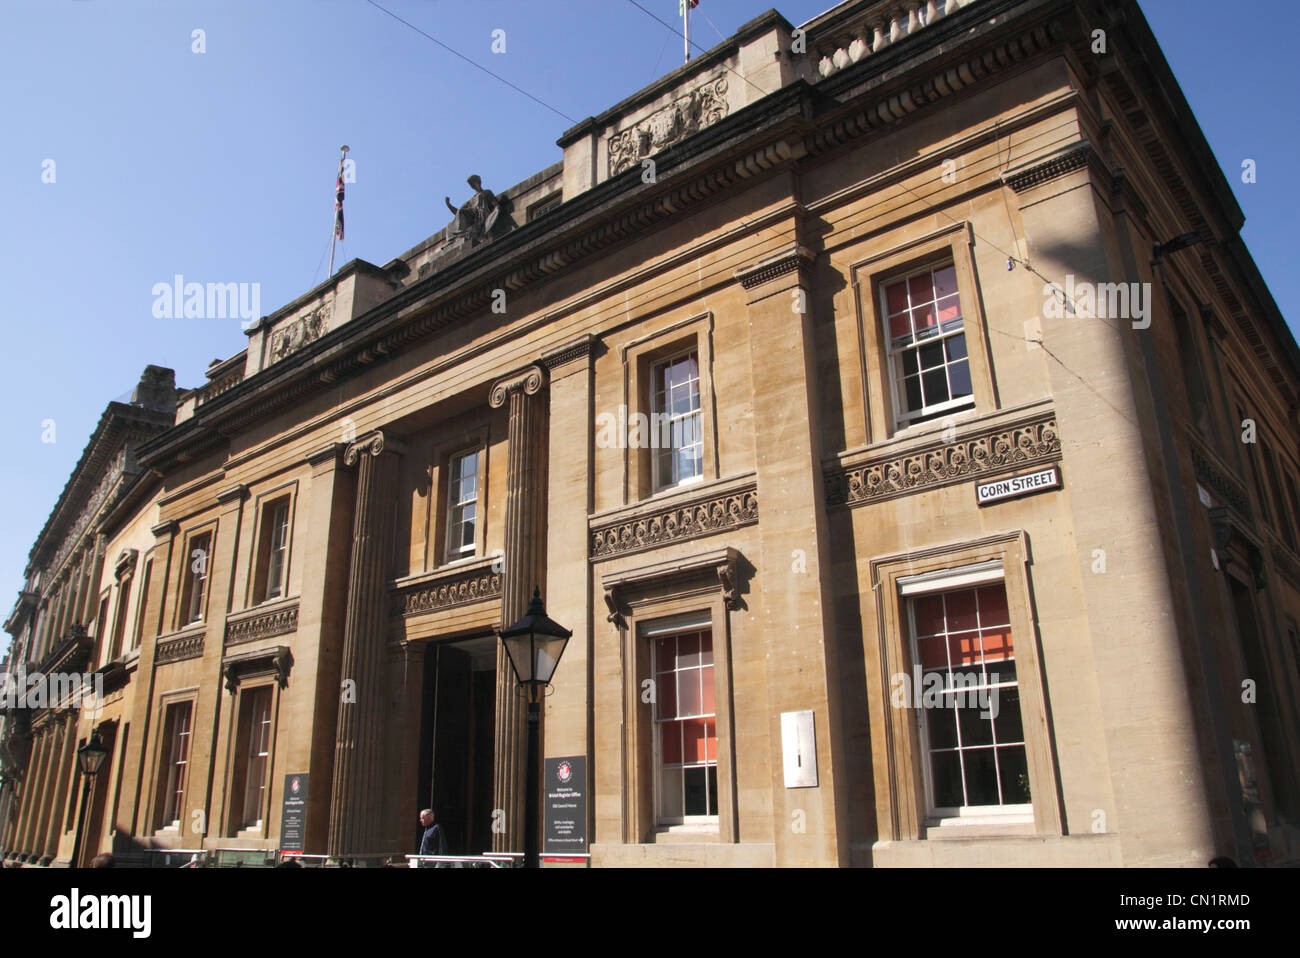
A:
956 695 994 746
660 766 683 820
921 368 949 405
661 722 682 764
946 590 978 632
948 360 972 400
699 632 713 665
904 375 923 412
677 669 701 716
998 745 1031 803
976 584 1008 625
914 595 945 637
933 265 959 299
676 633 699 667
930 751 963 807
993 683 1023 744
963 748 1000 806
946 335 967 362
907 272 934 305
683 766 709 816
918 341 945 370
701 665 715 714
927 701 959 750
682 719 708 763
885 280 909 316
901 349 919 377
708 765 718 815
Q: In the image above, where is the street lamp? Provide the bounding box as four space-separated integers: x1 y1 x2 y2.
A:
498 587 571 869
72 732 110 868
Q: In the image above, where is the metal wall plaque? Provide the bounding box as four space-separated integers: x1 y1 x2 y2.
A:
975 465 1061 506
279 772 309 852
543 756 587 854
781 710 818 788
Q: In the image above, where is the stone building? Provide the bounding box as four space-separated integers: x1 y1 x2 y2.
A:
4 0 1300 867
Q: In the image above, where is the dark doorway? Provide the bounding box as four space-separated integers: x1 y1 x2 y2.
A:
415 636 497 856
80 721 117 866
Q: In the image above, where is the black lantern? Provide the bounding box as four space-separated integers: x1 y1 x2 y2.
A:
499 588 573 701
77 732 110 777
497 588 571 868
72 731 110 867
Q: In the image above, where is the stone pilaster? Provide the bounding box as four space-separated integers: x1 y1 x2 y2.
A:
328 430 405 860
737 243 848 867
488 364 549 854
18 726 53 856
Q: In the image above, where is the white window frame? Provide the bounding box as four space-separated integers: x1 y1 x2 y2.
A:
880 261 975 428
160 701 193 829
650 348 704 494
648 615 718 826
184 532 212 625
900 565 1033 826
265 501 290 600
240 686 273 831
444 449 480 562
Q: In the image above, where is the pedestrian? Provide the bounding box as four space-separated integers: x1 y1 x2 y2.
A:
417 808 447 867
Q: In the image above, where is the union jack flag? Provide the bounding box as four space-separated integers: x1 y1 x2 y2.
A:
334 167 345 241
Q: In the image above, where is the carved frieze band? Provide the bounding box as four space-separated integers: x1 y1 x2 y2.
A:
608 75 729 177
269 302 330 364
155 632 204 665
225 603 299 647
825 416 1061 508
391 566 503 618
590 485 759 559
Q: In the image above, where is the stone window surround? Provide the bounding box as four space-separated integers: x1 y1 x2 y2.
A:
244 481 299 609
427 425 491 571
852 220 997 445
146 686 199 838
220 667 284 840
602 547 740 845
869 531 1062 842
175 520 218 632
619 310 720 505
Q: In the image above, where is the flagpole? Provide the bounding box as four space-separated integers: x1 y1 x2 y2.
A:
683 1 690 63
328 144 349 278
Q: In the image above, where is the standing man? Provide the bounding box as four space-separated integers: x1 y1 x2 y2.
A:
418 808 448 866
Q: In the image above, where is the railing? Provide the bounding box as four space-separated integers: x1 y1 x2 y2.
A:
145 848 208 868
810 0 979 81
405 853 523 869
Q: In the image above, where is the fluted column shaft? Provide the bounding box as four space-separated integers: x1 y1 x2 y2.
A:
41 713 78 860
327 431 404 859
488 366 548 854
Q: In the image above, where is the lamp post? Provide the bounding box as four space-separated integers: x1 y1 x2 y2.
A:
72 731 110 868
497 587 572 869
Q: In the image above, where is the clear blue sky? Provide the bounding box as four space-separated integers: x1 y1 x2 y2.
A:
1 0 1296 650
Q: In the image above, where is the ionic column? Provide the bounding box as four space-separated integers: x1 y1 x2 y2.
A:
488 365 549 854
31 719 66 863
327 430 405 861
17 728 53 857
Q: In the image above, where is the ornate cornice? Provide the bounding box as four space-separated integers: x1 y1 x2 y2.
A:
1000 141 1095 194
224 602 299 647
734 245 816 290
591 484 758 560
222 645 292 693
344 429 405 466
825 414 1061 508
601 546 742 627
488 365 547 408
391 563 502 618
114 548 139 581
541 334 596 371
154 630 205 666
